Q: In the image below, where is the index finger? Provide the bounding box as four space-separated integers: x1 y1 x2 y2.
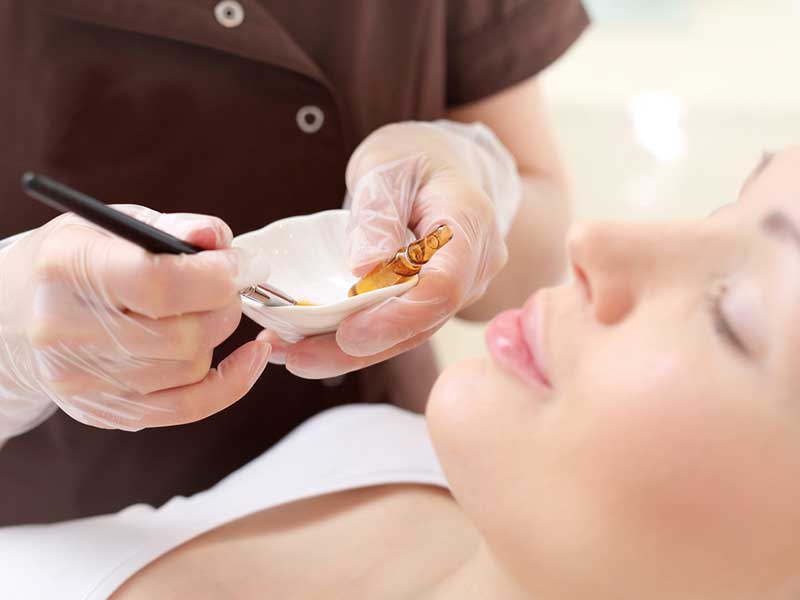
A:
43 223 269 318
280 325 442 380
110 205 234 250
335 264 461 358
103 241 270 318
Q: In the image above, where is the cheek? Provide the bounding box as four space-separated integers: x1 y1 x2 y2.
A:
570 351 705 506
428 341 800 596
562 349 800 588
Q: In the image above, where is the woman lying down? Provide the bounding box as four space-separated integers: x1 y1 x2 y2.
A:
5 149 800 600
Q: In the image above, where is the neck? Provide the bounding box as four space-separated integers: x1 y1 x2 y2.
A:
418 542 534 600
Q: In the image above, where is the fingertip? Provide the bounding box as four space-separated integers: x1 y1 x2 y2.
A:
256 328 276 343
268 351 287 365
284 335 339 379
335 325 391 358
257 330 290 361
251 339 272 377
214 218 235 248
184 226 224 250
335 290 448 357
187 216 234 249
216 339 270 394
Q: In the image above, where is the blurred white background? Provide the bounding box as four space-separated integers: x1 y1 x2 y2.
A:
432 0 800 367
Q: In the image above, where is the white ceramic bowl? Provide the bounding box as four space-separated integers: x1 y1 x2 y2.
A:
232 209 418 341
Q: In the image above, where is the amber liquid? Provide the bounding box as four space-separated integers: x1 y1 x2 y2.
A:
348 225 453 297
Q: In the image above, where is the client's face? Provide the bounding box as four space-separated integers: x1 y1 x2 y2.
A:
427 148 800 599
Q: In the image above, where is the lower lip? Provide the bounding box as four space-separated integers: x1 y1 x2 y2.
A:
485 307 550 389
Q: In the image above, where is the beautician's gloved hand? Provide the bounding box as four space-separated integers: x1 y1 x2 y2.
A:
0 206 271 444
263 120 521 378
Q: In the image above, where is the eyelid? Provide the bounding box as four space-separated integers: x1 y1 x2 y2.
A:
708 285 749 356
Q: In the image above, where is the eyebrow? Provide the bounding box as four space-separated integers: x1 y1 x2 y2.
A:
761 211 800 255
745 151 776 187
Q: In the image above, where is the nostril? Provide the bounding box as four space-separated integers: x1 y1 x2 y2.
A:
573 264 591 301
595 288 634 325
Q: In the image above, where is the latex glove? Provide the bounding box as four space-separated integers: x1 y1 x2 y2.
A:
264 120 521 378
0 206 272 444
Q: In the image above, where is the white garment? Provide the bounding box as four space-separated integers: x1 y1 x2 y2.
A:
0 404 448 600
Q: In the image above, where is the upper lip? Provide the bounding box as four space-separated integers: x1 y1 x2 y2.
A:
519 293 551 387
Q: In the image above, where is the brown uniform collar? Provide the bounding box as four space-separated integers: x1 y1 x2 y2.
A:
42 0 332 89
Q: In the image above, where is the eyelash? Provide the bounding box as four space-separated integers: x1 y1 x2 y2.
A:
706 285 747 354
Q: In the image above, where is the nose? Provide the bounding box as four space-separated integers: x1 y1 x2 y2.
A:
567 221 656 324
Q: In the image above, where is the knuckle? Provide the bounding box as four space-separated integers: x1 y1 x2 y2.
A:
480 198 497 223
483 237 509 279
493 241 509 273
348 123 426 184
47 370 86 397
33 238 65 282
212 273 239 300
463 187 494 220
171 316 204 356
428 273 462 315
216 301 243 338
443 293 461 316
34 221 106 282
373 121 427 142
130 257 172 317
171 304 241 357
27 318 59 350
122 357 164 395
411 270 461 318
28 318 91 352
363 123 405 147
185 351 213 385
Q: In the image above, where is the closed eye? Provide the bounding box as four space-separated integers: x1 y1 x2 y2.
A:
707 286 748 355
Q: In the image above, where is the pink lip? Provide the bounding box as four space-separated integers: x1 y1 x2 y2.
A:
485 295 551 389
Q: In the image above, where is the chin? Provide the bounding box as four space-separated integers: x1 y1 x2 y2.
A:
426 354 544 504
426 356 495 438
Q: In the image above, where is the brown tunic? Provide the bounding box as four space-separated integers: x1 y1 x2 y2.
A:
0 0 589 524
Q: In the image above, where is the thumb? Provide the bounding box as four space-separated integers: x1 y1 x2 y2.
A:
111 204 234 251
344 156 427 276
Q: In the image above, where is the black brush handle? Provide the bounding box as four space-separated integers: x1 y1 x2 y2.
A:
21 172 202 255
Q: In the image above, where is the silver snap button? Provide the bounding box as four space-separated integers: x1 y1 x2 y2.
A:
296 105 325 134
214 1 245 28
